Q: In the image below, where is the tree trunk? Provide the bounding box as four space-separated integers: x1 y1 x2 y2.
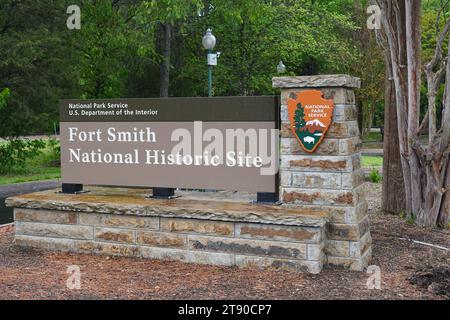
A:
405 0 423 219
439 160 450 226
159 23 171 98
379 0 450 227
382 72 406 213
381 0 413 214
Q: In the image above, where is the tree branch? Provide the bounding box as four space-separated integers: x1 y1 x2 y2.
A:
425 16 450 72
439 36 450 152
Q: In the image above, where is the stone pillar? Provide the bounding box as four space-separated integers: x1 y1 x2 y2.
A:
273 75 371 271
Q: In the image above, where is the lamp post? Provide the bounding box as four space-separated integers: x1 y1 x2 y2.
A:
277 60 286 74
202 28 218 97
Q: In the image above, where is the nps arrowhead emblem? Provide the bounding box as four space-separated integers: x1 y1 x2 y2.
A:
288 90 335 153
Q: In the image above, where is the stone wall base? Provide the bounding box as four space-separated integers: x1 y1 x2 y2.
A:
7 187 371 273
14 208 325 274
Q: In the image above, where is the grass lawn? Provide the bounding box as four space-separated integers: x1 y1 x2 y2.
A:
362 156 383 167
362 131 383 142
0 143 60 185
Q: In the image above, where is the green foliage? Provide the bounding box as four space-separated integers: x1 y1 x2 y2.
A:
398 211 416 225
420 8 448 126
0 88 10 110
47 139 61 166
363 132 383 142
369 168 382 183
3 0 442 138
70 1 139 98
0 140 61 185
143 0 203 24
406 214 416 225
0 0 78 136
0 139 46 174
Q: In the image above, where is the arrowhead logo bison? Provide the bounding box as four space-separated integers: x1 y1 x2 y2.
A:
288 90 335 153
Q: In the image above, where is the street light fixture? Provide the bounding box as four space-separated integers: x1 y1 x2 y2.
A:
202 28 218 97
277 60 286 74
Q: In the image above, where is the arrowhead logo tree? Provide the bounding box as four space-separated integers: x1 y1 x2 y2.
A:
288 90 335 153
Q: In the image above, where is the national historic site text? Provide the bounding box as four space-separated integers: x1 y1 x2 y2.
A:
67 126 267 168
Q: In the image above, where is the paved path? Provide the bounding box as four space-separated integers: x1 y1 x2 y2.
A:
362 149 383 157
0 179 60 198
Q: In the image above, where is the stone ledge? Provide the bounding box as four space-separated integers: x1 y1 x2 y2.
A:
273 75 361 89
6 187 328 228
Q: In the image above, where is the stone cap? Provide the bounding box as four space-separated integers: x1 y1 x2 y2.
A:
272 74 361 89
6 187 328 227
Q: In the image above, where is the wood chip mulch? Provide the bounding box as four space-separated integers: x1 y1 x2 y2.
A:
0 183 448 300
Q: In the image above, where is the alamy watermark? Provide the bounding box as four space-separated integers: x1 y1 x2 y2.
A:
66 265 81 290
67 5 81 30
367 5 381 30
366 265 381 290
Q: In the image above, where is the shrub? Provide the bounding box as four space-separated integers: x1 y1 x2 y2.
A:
0 139 46 174
369 168 382 183
47 139 61 166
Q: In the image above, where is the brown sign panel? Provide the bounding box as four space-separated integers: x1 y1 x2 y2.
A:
59 96 278 122
60 97 279 193
288 90 335 153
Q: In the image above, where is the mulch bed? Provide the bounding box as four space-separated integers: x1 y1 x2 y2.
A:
0 183 448 300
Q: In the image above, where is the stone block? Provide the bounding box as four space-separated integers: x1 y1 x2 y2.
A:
188 235 307 260
186 251 234 266
328 121 359 138
15 235 75 252
160 218 234 237
94 227 135 244
323 206 348 224
280 104 289 122
280 122 294 138
273 75 361 90
349 232 372 258
137 231 187 248
16 221 93 240
327 246 371 271
327 202 368 224
352 153 362 169
339 137 362 155
281 155 354 173
75 241 140 257
345 201 369 224
325 240 350 257
341 170 365 189
235 255 322 274
327 218 369 241
141 247 234 266
14 209 77 225
280 137 291 155
334 105 358 121
235 223 322 243
323 88 356 105
281 188 358 206
280 171 292 187
307 243 325 261
141 246 187 262
79 213 159 230
291 172 341 189
280 88 356 106
327 223 359 241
